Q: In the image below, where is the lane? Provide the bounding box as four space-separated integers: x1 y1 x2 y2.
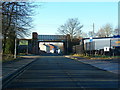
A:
4 56 118 88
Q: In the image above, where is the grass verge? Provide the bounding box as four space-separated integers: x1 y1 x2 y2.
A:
73 54 120 59
2 54 16 63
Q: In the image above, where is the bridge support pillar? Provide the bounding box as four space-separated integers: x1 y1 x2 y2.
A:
32 32 39 54
64 34 71 55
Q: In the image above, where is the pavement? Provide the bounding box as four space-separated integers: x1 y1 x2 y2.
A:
65 56 120 74
1 55 40 88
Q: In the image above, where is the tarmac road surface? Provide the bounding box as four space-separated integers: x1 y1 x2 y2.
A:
3 55 118 89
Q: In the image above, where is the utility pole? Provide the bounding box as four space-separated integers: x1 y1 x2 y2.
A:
118 2 120 35
92 23 94 56
66 34 70 55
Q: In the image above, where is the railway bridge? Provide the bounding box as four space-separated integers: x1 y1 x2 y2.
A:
18 32 71 55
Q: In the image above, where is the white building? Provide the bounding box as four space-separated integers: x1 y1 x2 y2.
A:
39 44 50 53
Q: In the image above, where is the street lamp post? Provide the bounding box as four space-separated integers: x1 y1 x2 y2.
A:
14 3 17 59
14 38 17 58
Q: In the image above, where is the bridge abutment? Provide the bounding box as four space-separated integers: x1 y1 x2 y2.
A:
32 32 39 54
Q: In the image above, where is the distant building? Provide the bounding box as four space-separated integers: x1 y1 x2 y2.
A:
39 44 50 53
73 36 120 56
58 49 61 54
47 44 55 53
84 37 111 51
49 44 59 53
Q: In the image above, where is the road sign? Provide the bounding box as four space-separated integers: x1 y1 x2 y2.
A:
19 40 28 45
104 47 110 51
89 37 93 42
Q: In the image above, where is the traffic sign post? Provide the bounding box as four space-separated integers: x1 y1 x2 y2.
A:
89 37 93 56
19 40 28 54
104 47 110 52
89 37 93 42
104 47 110 56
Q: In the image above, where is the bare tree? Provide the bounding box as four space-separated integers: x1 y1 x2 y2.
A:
57 18 83 39
2 2 37 54
2 2 36 38
96 28 106 37
80 31 88 38
97 24 113 37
